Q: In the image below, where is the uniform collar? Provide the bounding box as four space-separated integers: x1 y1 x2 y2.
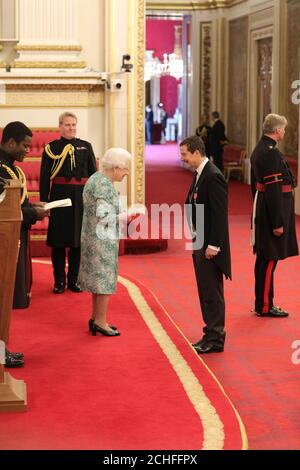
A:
0 147 14 166
60 136 76 145
262 134 277 148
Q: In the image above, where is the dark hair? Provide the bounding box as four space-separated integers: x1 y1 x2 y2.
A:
1 121 33 144
180 135 206 155
212 111 220 119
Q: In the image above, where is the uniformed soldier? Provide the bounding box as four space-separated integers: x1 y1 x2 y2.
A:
40 112 97 294
251 113 298 317
0 121 49 367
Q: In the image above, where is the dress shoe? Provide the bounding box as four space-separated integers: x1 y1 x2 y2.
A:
193 342 224 354
5 348 24 360
53 282 65 294
192 338 206 348
88 318 117 332
5 352 24 368
256 306 289 318
91 323 120 337
67 283 82 293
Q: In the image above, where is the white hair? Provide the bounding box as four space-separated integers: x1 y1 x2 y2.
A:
263 113 287 134
101 147 133 169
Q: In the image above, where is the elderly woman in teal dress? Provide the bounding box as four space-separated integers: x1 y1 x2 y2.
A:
79 148 132 337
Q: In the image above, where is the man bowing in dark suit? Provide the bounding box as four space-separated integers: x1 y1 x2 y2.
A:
180 135 231 353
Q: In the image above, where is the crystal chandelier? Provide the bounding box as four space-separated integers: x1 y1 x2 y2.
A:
162 52 183 80
144 50 161 81
144 25 183 81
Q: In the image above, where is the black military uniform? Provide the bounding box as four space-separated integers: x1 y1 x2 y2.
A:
251 135 298 316
0 149 37 308
40 137 97 291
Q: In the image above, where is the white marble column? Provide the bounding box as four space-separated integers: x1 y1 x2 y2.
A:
14 0 84 68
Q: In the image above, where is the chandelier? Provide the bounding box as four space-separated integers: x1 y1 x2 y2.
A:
162 52 183 80
144 25 183 81
144 50 183 81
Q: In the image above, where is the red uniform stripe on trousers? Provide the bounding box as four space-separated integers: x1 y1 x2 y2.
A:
262 260 275 314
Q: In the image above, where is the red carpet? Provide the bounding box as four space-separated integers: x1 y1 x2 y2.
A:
2 261 245 450
3 144 299 450
117 144 300 450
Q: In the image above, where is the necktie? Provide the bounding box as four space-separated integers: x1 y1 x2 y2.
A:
188 171 198 202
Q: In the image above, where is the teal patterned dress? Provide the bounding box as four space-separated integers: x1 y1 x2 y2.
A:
79 172 120 294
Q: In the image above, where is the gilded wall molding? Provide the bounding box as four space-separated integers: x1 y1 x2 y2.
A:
13 61 86 69
15 45 82 51
1 90 105 108
251 27 273 41
199 22 212 120
228 16 248 146
4 84 104 92
146 0 246 10
247 8 274 158
135 0 146 204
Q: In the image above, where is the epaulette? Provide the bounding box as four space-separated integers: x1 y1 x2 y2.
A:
45 143 76 179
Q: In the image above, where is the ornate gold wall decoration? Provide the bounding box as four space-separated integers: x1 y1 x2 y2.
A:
146 0 245 10
135 0 146 204
247 6 274 155
2 89 105 108
228 16 248 145
257 36 273 135
286 0 300 158
15 45 82 51
13 61 86 69
251 27 273 41
4 84 105 92
199 22 212 121
0 43 4 67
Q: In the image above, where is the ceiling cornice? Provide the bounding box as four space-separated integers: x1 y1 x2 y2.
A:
146 0 246 11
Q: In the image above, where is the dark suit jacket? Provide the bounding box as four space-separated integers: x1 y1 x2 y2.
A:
210 119 227 155
185 161 231 279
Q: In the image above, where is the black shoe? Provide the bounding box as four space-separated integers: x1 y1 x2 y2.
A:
5 349 24 360
88 318 117 332
5 352 24 368
68 283 82 293
192 338 207 348
193 342 224 354
53 282 65 294
91 323 120 337
256 306 289 318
